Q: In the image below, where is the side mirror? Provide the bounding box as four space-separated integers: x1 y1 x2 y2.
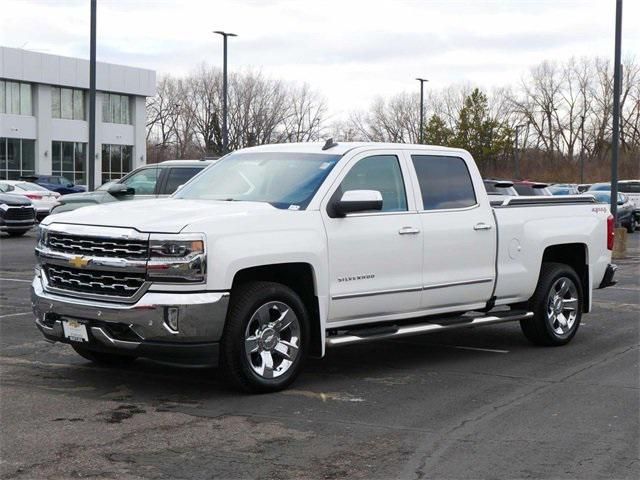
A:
334 190 383 217
107 183 135 196
617 199 624 206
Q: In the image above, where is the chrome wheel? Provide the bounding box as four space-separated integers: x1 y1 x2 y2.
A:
244 301 301 379
546 277 579 336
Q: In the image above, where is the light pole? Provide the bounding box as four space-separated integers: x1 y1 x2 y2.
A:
213 30 237 154
611 0 623 221
88 0 97 191
416 78 428 144
579 115 586 184
514 123 528 179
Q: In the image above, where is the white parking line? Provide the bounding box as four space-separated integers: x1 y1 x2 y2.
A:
0 277 31 283
453 345 509 354
0 312 31 319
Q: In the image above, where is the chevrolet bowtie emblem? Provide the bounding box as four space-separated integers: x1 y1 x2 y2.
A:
69 256 90 268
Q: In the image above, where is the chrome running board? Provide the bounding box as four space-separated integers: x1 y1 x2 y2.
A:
325 310 534 347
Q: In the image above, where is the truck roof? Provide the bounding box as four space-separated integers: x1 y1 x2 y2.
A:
157 159 215 166
238 142 468 156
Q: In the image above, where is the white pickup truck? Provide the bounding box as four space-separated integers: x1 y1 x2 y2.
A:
33 142 617 392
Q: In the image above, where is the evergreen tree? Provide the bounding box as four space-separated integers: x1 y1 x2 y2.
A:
423 114 453 145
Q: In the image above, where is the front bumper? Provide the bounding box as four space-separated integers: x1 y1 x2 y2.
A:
31 275 229 365
598 263 617 289
0 218 36 232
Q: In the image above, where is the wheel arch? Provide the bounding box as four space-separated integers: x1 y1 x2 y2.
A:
540 243 590 313
231 262 324 358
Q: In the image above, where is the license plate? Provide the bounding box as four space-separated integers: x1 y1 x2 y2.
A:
62 320 88 342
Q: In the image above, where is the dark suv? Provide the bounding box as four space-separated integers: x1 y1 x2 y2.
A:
20 175 86 195
0 193 36 237
51 160 214 214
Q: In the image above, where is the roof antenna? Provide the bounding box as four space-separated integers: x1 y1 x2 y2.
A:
322 138 338 150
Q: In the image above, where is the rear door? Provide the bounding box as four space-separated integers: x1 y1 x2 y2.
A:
406 152 497 312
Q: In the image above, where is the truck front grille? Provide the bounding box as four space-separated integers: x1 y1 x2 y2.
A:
4 206 36 221
46 232 149 259
45 265 146 298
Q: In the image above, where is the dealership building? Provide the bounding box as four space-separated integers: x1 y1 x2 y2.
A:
0 46 155 186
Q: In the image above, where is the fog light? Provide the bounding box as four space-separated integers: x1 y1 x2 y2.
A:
165 307 179 332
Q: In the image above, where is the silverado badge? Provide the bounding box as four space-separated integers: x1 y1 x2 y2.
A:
69 256 90 268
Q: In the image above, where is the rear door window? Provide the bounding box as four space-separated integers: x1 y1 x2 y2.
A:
411 155 476 210
162 167 203 194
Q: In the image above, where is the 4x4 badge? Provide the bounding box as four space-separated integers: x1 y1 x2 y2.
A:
69 256 90 268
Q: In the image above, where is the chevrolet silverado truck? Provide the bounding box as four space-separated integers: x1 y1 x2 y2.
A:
33 142 617 392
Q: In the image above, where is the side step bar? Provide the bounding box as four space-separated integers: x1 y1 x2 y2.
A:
325 310 534 348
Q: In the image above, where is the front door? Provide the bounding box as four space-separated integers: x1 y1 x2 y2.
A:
321 151 423 324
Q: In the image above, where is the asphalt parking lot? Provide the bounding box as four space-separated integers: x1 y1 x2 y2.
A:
1 230 638 479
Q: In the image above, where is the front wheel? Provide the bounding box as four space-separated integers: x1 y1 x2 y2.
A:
627 220 636 233
520 262 583 346
221 281 309 393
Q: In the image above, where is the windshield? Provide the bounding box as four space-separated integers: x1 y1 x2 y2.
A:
590 192 611 203
176 152 342 209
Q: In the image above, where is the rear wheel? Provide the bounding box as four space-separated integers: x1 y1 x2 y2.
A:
71 345 137 366
221 281 309 393
520 262 583 346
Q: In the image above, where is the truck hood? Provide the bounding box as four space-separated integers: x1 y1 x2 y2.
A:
43 198 279 233
58 191 113 203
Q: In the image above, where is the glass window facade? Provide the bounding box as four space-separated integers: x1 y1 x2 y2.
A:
51 87 85 120
101 144 133 184
0 81 32 115
0 138 36 179
52 141 87 185
102 93 131 124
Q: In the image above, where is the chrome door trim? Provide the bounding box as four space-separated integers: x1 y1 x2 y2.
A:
422 278 493 291
331 278 494 300
332 286 422 300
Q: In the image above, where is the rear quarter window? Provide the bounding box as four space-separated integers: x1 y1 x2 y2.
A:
411 155 476 210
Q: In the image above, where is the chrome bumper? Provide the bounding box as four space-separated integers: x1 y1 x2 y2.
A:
31 274 229 364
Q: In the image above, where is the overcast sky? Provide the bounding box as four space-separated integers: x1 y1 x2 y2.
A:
3 0 639 120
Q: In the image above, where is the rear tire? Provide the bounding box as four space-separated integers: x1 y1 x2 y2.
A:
221 281 309 393
520 262 583 346
72 345 137 366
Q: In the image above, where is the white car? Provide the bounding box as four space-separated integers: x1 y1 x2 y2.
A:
33 142 616 393
0 181 60 220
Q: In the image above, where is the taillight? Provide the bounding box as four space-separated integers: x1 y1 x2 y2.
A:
607 214 615 250
25 194 43 200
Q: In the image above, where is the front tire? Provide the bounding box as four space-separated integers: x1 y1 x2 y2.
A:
72 345 137 366
520 262 583 346
221 281 309 393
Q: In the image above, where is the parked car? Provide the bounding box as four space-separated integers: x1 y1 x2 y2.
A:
0 193 36 236
50 160 214 214
34 141 616 393
549 184 579 195
590 181 640 227
585 190 636 233
0 180 60 220
512 180 552 196
483 179 517 204
20 175 86 195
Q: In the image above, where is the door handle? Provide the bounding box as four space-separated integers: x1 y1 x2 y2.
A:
398 226 421 235
474 223 492 231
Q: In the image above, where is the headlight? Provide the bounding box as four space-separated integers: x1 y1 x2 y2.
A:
147 233 206 283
